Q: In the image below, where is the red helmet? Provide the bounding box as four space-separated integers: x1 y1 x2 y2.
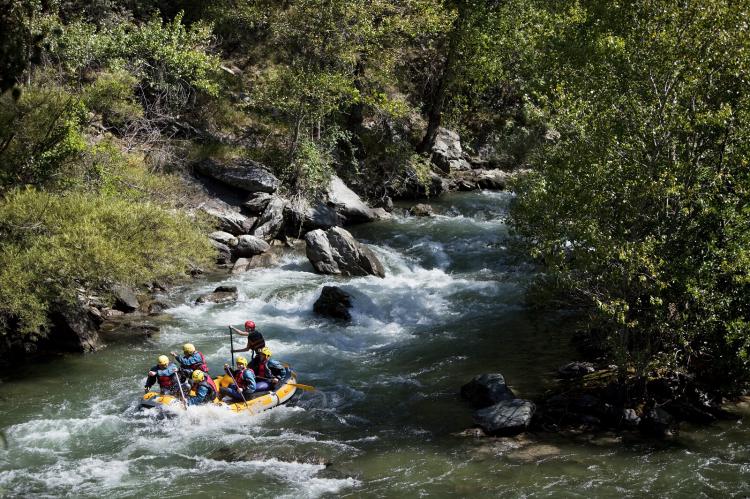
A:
244 320 256 330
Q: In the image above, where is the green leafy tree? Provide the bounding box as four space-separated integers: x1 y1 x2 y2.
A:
511 0 750 391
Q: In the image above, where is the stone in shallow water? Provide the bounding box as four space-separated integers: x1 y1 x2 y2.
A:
461 373 516 408
473 398 536 436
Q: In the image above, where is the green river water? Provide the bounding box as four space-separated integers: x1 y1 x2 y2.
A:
0 191 749 498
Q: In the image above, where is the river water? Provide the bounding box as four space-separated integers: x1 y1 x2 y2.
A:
0 191 748 498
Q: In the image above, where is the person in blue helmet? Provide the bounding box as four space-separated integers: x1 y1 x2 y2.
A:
187 370 218 405
249 347 288 392
221 356 256 401
144 355 180 394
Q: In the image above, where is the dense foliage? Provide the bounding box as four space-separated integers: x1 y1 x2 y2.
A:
511 1 750 392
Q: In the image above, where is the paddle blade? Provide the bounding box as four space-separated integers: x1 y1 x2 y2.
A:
289 382 315 392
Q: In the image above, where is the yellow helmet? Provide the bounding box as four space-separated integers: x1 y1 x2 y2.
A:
236 356 248 367
191 370 205 381
157 355 169 367
260 347 272 357
183 343 196 354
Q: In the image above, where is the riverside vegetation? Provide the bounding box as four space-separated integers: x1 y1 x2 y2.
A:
1 0 749 434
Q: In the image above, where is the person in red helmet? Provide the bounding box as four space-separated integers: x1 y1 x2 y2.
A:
229 320 265 354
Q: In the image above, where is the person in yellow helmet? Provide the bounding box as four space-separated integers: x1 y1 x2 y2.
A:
170 343 209 379
221 356 256 401
187 370 218 405
249 347 289 391
144 355 179 394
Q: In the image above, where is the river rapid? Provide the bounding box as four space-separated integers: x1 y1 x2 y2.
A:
1 191 749 498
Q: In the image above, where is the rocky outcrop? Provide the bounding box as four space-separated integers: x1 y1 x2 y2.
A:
305 227 385 278
461 374 516 408
210 239 232 265
209 231 238 247
202 207 257 236
242 192 274 215
451 168 511 191
45 301 101 352
253 196 286 241
234 235 271 258
326 175 376 224
195 158 280 193
431 128 472 173
284 197 340 233
313 286 353 320
112 285 139 312
195 285 238 304
473 399 536 436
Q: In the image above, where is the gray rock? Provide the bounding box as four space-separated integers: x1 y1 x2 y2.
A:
112 285 139 312
101 307 125 320
557 361 596 379
640 407 676 437
202 207 256 236
284 197 340 233
473 399 536 436
195 158 280 193
234 235 271 258
141 299 171 315
46 301 100 352
304 227 385 278
410 203 434 217
431 128 472 173
209 231 238 247
371 207 394 220
231 252 280 274
210 239 232 264
475 169 510 190
461 373 516 408
326 175 375 224
242 192 274 215
195 285 238 304
253 197 286 241
622 408 641 428
313 286 353 321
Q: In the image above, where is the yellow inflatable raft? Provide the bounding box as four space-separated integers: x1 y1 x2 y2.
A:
140 371 298 414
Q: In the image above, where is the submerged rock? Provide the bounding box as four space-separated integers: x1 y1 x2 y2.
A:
557 361 596 379
461 373 516 408
473 399 536 436
305 227 385 278
410 203 434 217
195 285 238 304
313 286 353 321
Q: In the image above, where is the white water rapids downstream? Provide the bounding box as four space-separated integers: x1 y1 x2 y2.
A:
1 191 749 498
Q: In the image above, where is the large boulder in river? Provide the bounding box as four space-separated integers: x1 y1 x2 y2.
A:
195 285 238 304
195 158 280 193
473 399 536 436
326 175 376 224
305 227 385 278
461 373 516 408
253 196 286 241
313 286 353 321
410 203 434 217
231 252 279 273
233 235 271 258
112 285 139 313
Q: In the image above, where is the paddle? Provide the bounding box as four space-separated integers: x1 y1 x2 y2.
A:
228 326 235 366
225 365 249 408
173 372 188 409
257 376 316 392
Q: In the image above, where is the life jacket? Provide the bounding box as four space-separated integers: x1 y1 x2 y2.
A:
195 377 217 401
232 367 252 390
157 369 174 388
251 358 268 380
183 351 209 373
